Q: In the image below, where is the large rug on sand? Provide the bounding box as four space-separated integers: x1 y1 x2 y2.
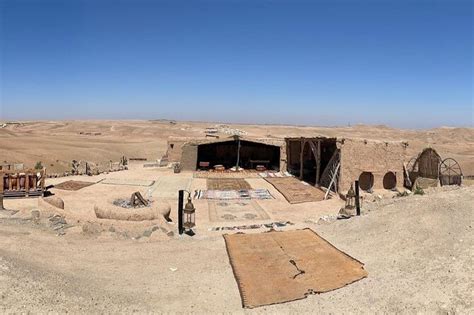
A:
194 189 273 200
208 200 270 222
54 180 95 191
265 177 325 203
224 229 368 308
207 178 251 190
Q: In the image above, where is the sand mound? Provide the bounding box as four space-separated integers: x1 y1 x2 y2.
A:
94 203 171 222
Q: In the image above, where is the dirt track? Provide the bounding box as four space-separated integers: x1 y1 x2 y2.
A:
1 186 472 313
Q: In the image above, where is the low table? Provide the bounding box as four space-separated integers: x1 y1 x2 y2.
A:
250 160 270 169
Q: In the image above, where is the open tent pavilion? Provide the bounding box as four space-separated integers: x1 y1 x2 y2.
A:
165 136 287 172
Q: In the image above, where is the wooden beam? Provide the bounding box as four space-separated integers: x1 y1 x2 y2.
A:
32 173 37 190
307 140 320 186
0 172 4 194
316 140 321 186
25 173 30 197
40 169 46 193
299 139 304 179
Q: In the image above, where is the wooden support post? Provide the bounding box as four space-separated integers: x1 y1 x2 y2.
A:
355 180 361 216
0 172 4 210
32 173 37 190
299 139 304 180
25 172 30 197
315 140 321 187
40 169 45 191
178 190 184 235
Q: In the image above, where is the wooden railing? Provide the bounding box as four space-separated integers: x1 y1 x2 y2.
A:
0 169 46 198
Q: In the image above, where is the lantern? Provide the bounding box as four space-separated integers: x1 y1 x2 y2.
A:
345 184 356 209
183 194 195 229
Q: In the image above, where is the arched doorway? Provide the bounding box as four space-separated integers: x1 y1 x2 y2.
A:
416 148 442 179
383 172 397 190
359 172 374 191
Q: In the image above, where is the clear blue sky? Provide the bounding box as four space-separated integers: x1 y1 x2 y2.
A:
1 0 472 128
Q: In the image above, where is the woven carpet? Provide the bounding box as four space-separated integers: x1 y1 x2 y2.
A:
265 177 325 204
194 171 261 179
207 178 251 190
208 200 270 222
54 180 95 191
224 229 368 308
194 189 273 200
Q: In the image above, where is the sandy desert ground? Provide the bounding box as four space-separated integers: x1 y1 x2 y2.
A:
0 120 473 313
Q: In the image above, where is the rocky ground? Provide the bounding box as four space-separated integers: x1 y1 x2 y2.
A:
0 185 472 313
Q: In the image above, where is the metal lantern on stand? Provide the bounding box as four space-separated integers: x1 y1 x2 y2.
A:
183 194 196 229
178 190 196 235
345 184 356 209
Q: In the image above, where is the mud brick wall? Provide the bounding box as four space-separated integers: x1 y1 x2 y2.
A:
339 139 408 192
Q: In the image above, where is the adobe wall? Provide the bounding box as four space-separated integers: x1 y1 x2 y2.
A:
339 139 408 192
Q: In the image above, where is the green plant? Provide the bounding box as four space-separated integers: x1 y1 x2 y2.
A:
396 190 409 197
413 185 425 195
34 161 43 170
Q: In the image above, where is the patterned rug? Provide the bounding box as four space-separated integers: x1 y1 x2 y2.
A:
194 189 274 200
208 200 270 222
224 229 368 308
194 171 261 179
265 177 325 204
258 171 293 178
207 178 251 190
54 180 96 191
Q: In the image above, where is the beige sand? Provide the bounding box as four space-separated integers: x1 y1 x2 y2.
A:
0 120 472 313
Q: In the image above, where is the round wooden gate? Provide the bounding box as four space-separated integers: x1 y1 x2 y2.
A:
439 158 463 186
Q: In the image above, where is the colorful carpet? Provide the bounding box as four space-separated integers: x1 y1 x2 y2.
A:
207 178 251 190
194 189 274 200
265 177 325 204
208 200 270 222
258 171 293 178
224 229 368 308
210 221 294 231
194 171 261 179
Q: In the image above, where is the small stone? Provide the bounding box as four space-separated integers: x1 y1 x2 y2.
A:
82 222 101 236
31 210 40 220
142 229 153 237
